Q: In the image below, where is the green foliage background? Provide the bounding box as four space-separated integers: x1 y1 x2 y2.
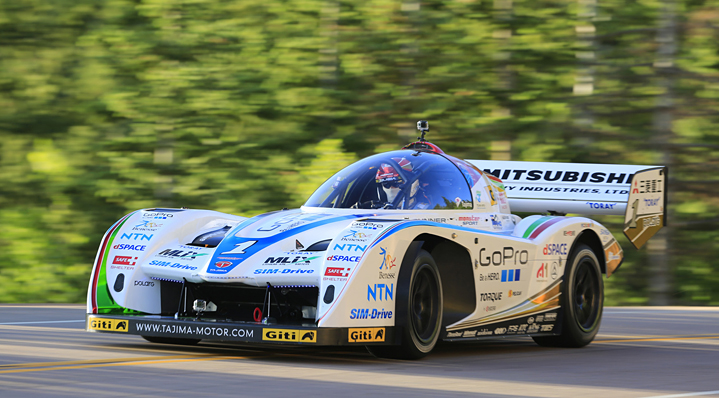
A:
0 0 717 304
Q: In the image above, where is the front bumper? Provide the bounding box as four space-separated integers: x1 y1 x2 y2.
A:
86 314 394 346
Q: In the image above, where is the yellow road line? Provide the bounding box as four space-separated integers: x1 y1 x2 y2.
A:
596 335 719 344
0 354 222 370
0 355 240 375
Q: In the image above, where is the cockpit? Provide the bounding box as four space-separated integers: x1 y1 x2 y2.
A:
304 150 476 210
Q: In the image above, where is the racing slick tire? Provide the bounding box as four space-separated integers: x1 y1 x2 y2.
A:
141 335 201 345
532 244 603 348
367 249 443 360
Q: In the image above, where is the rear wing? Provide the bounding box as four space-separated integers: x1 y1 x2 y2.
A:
467 160 667 249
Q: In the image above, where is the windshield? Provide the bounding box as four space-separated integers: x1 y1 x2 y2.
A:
304 150 473 210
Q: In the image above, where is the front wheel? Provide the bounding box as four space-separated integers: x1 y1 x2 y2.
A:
367 249 443 359
533 244 603 348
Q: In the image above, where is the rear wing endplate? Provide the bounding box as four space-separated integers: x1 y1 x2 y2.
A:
467 160 667 249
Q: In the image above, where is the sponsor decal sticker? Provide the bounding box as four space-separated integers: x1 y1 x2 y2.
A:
341 230 369 242
334 243 367 252
157 249 209 261
459 215 482 226
501 269 521 282
479 247 529 266
326 255 361 262
479 292 503 302
253 269 314 274
135 323 254 338
586 202 616 210
215 261 232 268
262 329 316 343
325 267 350 277
350 308 393 320
348 328 385 343
120 233 153 241
113 255 137 267
132 220 163 231
479 272 500 282
543 243 568 256
112 244 146 252
367 283 394 301
262 255 320 265
379 247 396 270
143 212 174 219
89 318 128 332
148 260 198 271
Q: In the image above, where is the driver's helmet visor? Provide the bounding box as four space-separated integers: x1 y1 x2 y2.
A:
375 163 404 188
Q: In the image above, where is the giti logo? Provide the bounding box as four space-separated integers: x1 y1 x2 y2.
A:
262 328 316 343
348 328 385 343
88 317 128 332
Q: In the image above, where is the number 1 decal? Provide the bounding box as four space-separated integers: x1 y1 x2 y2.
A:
221 240 257 255
628 199 638 229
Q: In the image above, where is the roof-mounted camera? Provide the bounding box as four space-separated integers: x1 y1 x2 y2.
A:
416 120 429 142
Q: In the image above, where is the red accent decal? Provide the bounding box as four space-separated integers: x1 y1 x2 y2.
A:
253 307 263 322
215 261 232 268
528 217 565 240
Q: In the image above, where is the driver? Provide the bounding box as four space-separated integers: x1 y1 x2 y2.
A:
375 163 405 204
375 158 433 209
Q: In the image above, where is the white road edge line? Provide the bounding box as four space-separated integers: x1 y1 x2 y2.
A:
0 320 85 325
643 391 719 398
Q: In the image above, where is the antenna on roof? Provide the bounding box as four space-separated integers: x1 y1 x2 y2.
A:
416 120 429 142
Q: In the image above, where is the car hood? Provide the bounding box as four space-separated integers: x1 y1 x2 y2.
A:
199 209 381 284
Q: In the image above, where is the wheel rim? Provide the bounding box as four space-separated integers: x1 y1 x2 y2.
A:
573 258 600 332
410 265 440 344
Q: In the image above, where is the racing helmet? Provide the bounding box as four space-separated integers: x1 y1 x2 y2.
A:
375 163 404 203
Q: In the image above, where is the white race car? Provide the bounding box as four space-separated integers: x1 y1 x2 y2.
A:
86 121 666 359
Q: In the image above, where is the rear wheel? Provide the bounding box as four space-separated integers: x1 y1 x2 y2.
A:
367 249 443 359
532 244 603 348
141 335 201 345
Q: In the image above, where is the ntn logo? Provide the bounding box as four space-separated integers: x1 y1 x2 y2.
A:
333 243 367 252
120 233 153 241
367 283 393 301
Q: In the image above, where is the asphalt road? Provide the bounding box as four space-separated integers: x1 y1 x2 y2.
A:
1 305 718 398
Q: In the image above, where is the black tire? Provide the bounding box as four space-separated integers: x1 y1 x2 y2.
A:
533 244 603 348
367 249 443 359
141 335 201 345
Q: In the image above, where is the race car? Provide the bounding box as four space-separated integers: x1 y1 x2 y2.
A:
86 121 667 359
